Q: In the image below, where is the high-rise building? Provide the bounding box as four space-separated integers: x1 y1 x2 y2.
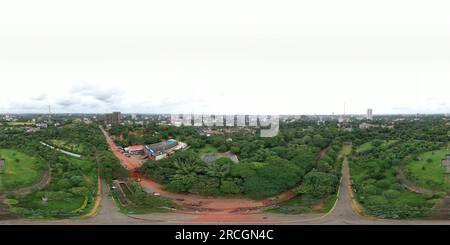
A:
105 112 122 125
112 112 122 124
367 109 373 120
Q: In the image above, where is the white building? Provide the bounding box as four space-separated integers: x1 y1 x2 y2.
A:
367 109 373 120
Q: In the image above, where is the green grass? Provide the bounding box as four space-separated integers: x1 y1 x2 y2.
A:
0 149 45 191
197 144 219 156
356 140 397 153
11 193 87 218
405 149 450 192
350 158 437 219
9 154 98 218
19 195 84 212
339 144 353 157
117 201 175 214
112 184 176 214
266 194 329 214
320 194 338 213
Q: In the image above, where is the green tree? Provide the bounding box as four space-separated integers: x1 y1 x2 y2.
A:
220 180 241 194
294 171 339 198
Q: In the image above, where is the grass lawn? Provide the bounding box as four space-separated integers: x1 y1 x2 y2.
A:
405 149 450 192
350 158 438 219
320 194 338 213
112 184 176 214
0 149 45 191
8 154 98 218
339 144 353 157
356 140 397 153
11 193 87 218
16 195 85 212
197 144 218 156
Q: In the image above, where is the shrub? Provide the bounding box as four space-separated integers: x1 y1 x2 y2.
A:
295 171 339 198
220 180 241 194
375 179 391 189
382 189 401 200
364 185 378 195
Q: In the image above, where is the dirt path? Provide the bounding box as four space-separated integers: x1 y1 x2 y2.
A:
82 152 102 218
8 165 51 197
99 126 295 213
398 159 435 196
0 162 51 220
82 175 102 218
0 195 17 220
397 157 450 220
431 194 450 219
137 174 264 212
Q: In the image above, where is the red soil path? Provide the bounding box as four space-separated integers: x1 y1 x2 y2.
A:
100 126 294 215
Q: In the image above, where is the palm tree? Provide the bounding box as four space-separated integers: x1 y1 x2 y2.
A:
172 152 203 175
206 163 231 179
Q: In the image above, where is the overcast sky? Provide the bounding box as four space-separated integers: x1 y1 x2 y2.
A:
0 0 449 115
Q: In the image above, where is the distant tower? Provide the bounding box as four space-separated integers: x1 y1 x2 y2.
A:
48 105 52 123
367 109 373 120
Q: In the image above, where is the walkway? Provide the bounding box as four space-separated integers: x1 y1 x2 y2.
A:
40 142 82 158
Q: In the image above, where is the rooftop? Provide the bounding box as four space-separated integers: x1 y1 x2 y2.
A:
126 145 144 151
146 140 178 155
201 152 239 165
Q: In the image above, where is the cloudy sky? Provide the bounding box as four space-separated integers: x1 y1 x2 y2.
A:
0 0 449 115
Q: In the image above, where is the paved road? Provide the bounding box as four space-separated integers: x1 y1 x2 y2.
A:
2 145 450 224
0 182 168 225
287 157 450 225
313 157 363 224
